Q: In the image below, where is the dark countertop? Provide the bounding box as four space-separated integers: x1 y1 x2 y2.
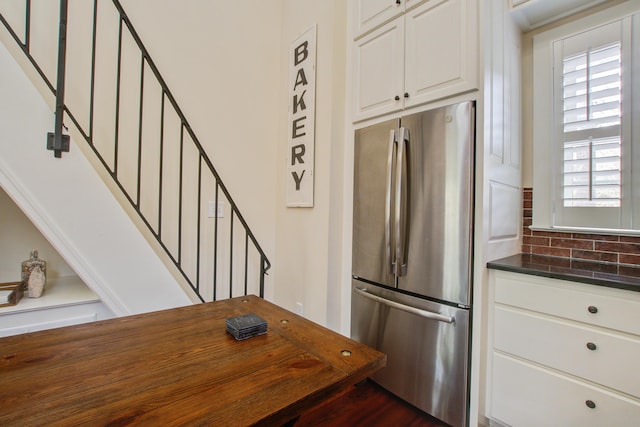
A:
487 254 640 293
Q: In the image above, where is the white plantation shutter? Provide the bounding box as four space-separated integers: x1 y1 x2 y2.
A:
562 44 621 132
561 43 621 208
533 5 640 232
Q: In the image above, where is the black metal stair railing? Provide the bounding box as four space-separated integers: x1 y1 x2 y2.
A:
0 0 270 301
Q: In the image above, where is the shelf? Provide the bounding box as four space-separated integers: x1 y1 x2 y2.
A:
0 275 99 315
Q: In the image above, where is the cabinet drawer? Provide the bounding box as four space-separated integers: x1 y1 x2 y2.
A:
491 353 640 427
494 306 640 397
494 271 640 336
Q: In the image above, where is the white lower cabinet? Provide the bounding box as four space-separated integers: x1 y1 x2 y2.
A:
489 270 640 426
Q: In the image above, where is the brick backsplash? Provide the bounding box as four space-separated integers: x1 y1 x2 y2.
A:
523 188 640 266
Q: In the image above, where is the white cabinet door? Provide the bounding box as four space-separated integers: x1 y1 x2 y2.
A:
353 0 404 38
353 18 405 121
404 0 477 107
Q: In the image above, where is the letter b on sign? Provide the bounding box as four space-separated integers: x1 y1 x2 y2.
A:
294 41 309 66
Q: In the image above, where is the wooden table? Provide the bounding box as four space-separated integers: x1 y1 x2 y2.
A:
0 295 385 426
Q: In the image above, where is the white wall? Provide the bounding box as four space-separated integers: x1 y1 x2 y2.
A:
275 1 348 329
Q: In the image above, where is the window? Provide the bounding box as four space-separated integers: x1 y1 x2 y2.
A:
533 3 640 232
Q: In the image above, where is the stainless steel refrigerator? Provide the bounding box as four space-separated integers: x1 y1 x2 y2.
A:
351 101 474 427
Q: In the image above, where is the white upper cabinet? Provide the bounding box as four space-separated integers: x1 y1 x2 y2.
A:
352 0 478 122
404 0 477 108
353 18 405 120
353 0 405 38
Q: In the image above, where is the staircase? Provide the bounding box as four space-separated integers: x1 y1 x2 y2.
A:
0 0 270 312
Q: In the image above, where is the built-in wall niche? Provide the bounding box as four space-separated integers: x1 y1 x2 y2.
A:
0 186 76 283
0 186 113 337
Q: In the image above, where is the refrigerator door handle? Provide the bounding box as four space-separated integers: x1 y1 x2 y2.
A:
385 130 397 275
354 287 455 324
395 127 409 276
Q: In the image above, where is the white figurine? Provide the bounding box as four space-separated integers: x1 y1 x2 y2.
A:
28 265 45 298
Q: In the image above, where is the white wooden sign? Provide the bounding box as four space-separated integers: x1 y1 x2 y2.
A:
287 25 316 207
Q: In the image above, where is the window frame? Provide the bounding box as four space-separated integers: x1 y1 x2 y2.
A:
532 1 640 234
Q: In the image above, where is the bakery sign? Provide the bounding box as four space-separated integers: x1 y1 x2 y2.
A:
287 25 316 208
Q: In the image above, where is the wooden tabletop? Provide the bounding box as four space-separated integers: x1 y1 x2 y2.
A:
0 295 385 426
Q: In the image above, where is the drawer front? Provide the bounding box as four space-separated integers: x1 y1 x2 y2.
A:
491 353 640 427
494 306 640 397
494 271 640 336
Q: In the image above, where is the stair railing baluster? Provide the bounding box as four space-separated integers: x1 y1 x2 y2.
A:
89 0 97 144
46 0 70 158
114 16 123 176
213 182 219 301
229 211 234 298
178 123 184 268
244 233 249 296
136 54 145 209
196 154 202 295
157 93 165 240
24 0 30 52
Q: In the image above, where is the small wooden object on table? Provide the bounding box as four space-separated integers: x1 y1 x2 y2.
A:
0 282 23 308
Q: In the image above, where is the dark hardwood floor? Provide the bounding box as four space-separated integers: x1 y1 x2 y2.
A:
295 380 449 427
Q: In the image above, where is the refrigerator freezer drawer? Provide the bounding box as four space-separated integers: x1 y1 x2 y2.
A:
351 280 470 427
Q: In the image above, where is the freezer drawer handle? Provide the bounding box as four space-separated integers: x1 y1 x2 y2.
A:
354 287 454 324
